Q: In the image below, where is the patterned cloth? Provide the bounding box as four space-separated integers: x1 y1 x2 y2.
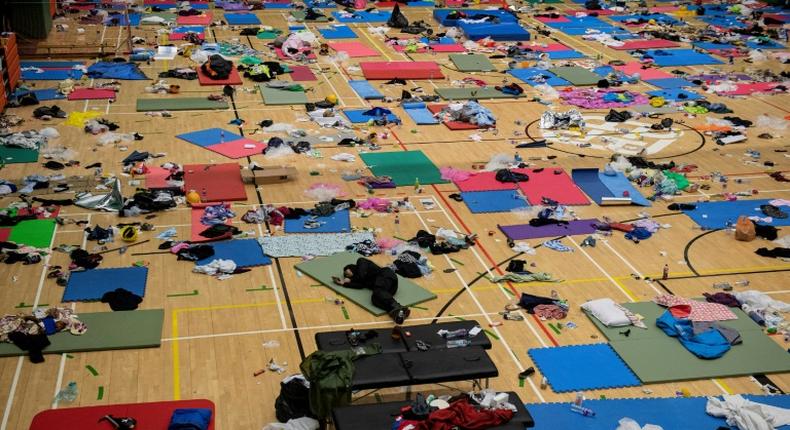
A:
258 232 375 257
654 294 738 322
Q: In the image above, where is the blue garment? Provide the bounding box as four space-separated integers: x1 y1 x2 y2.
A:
42 317 57 335
168 408 212 430
87 62 149 80
624 227 652 241
655 311 730 359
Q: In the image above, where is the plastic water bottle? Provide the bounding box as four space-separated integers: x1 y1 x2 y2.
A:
55 381 78 403
446 339 471 349
570 404 595 417
441 328 469 340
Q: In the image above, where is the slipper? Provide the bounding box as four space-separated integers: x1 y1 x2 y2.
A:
448 193 463 202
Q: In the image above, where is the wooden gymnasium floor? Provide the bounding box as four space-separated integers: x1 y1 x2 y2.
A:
1 2 789 429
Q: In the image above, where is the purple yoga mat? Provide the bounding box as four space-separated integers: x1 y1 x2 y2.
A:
499 218 600 240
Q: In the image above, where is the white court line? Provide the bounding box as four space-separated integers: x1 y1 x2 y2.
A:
258 220 288 331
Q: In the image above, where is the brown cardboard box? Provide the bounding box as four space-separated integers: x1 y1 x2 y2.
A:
241 166 297 185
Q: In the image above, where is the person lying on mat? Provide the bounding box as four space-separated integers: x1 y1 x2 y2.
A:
332 258 411 324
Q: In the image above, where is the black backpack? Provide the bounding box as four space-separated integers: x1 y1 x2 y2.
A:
275 376 312 423
201 55 233 80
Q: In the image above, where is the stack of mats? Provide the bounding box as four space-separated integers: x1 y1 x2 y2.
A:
402 102 440 125
30 399 213 430
136 98 228 111
195 239 271 267
522 42 585 59
432 9 529 41
461 190 529 214
0 309 164 358
360 62 443 80
642 49 724 66
499 219 600 240
177 128 266 158
360 150 446 186
183 163 247 202
63 266 148 302
682 199 790 229
21 61 85 80
528 344 641 392
586 301 790 383
571 168 652 206
527 395 790 429
295 252 436 316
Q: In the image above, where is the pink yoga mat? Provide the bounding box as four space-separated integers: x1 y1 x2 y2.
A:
205 138 267 159
197 67 243 85
535 16 570 23
393 44 466 53
67 88 116 100
614 62 673 80
328 42 380 57
360 61 443 80
499 218 601 240
177 13 212 25
516 168 590 205
721 82 779 96
455 172 517 192
611 39 679 50
290 65 317 81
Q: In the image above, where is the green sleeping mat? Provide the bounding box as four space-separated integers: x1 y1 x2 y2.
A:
295 252 436 316
449 54 496 72
435 87 523 100
259 86 309 105
549 66 601 86
8 219 56 248
0 309 164 357
360 150 447 186
290 10 329 22
586 301 790 383
136 98 229 112
0 146 39 164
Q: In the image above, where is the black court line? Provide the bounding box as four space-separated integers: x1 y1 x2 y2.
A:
683 229 723 276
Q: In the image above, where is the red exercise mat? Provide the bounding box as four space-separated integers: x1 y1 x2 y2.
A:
205 138 267 159
523 42 572 52
170 31 205 41
535 16 571 23
290 65 317 81
29 399 215 430
176 13 213 25
360 61 443 80
197 66 243 85
516 168 590 205
427 104 483 130
721 82 779 96
183 163 247 202
191 203 235 242
328 42 380 57
610 39 680 50
145 166 172 189
454 171 517 192
67 88 116 100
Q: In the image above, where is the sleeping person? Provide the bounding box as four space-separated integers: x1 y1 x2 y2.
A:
332 257 411 324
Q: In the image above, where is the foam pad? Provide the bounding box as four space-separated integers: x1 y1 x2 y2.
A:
720 82 779 96
461 190 529 213
259 86 309 105
462 22 530 41
0 146 39 164
328 42 379 57
402 102 440 125
184 163 247 202
21 61 84 68
63 267 148 302
360 150 446 186
8 219 56 248
284 209 351 233
543 50 585 59
224 12 261 24
196 239 271 267
360 61 443 80
647 88 702 101
332 10 391 22
449 54 495 72
349 80 384 100
499 218 600 240
295 252 436 316
517 168 590 205
454 171 517 192
435 87 523 100
177 13 212 25
645 48 724 66
145 166 172 189
197 66 243 85
204 138 267 159
30 399 213 430
22 69 84 80
191 203 234 242
343 108 399 124
682 199 790 229
646 78 694 88
613 62 674 80
177 128 243 147
30 88 66 101
549 66 601 86
290 65 317 81
572 168 651 206
587 302 790 383
136 98 229 111
318 24 357 39
507 68 570 87
528 344 641 392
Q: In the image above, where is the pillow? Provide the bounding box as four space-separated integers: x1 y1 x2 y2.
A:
581 298 631 327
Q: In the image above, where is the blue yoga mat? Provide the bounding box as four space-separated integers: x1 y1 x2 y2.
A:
21 61 84 68
224 13 262 25
318 25 357 39
462 23 531 41
348 80 383 99
191 2 210 9
403 102 439 125
645 49 723 66
177 128 243 147
285 210 351 233
609 13 680 25
63 267 148 302
433 8 517 26
17 89 65 101
263 2 293 8
528 344 641 392
682 199 790 229
572 168 614 203
461 190 529 214
173 26 205 33
105 12 142 26
646 78 695 89
343 109 399 124
598 172 651 207
507 68 570 87
746 39 785 49
332 10 391 22
647 88 703 101
195 239 272 267
693 41 736 51
527 395 790 429
22 69 84 80
544 50 585 59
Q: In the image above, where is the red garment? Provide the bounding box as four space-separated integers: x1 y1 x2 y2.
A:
609 222 635 232
398 399 514 430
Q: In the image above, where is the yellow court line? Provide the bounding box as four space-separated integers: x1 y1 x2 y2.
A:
613 278 638 302
715 379 734 395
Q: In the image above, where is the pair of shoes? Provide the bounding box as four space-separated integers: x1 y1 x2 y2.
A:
389 307 411 325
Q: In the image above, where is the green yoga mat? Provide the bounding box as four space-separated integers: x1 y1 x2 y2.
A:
295 252 436 316
450 54 496 72
0 309 164 357
290 10 329 22
549 66 601 86
586 302 790 383
360 150 446 186
9 219 56 248
259 86 309 105
136 98 229 112
435 87 522 100
0 146 39 164
257 31 281 39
